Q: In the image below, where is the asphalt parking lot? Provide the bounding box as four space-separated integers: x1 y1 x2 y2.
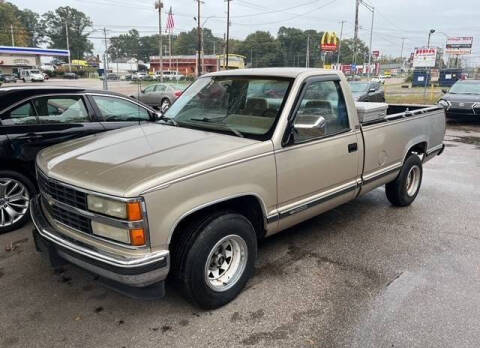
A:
0 120 478 348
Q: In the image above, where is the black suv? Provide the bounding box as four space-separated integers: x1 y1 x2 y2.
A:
0 86 159 233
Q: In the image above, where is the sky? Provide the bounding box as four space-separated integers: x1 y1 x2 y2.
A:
13 0 480 64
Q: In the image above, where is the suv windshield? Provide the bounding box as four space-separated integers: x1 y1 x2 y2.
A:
449 81 480 94
164 76 292 139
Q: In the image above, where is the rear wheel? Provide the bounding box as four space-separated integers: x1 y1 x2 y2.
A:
0 171 35 234
385 155 423 207
173 212 257 309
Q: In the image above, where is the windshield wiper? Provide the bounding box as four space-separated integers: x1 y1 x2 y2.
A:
189 118 244 138
157 114 178 126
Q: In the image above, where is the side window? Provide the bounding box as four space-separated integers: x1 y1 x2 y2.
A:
293 80 349 143
92 96 151 121
154 84 166 92
32 96 89 124
144 85 155 93
3 102 38 125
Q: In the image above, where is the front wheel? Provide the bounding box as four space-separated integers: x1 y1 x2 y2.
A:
385 154 423 207
175 213 257 309
160 98 171 113
0 171 35 234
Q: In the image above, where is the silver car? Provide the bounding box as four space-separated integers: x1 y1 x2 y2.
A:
135 83 182 111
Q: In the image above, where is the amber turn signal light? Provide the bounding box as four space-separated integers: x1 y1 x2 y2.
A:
127 201 142 221
130 228 146 246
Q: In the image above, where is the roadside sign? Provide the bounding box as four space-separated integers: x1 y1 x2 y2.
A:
372 50 380 58
413 47 437 68
321 32 339 52
446 37 473 55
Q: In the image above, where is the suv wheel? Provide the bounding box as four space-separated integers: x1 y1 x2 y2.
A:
385 155 423 207
0 171 35 234
174 213 257 309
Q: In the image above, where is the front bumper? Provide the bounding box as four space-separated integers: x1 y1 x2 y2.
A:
30 195 169 299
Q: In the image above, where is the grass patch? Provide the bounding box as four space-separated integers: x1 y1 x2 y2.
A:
386 93 442 105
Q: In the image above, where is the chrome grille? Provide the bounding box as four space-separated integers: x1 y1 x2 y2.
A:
43 197 92 234
38 172 87 210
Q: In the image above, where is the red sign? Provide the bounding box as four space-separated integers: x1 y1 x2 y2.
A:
372 50 380 58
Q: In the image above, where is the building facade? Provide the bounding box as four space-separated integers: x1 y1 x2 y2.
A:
0 46 69 75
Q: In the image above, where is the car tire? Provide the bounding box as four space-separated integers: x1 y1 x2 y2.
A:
385 154 423 207
0 170 36 234
173 212 257 309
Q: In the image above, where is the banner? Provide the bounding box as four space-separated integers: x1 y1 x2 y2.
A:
446 37 473 55
412 47 437 68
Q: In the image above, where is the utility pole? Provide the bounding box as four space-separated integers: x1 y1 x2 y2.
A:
400 37 406 71
353 0 360 69
65 22 72 72
10 24 15 46
155 0 164 82
196 0 202 76
336 20 346 68
103 27 109 90
225 0 232 70
364 2 374 79
305 35 310 68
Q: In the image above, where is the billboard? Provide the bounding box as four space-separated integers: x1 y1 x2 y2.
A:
321 32 339 52
413 47 437 68
372 50 380 58
446 37 473 55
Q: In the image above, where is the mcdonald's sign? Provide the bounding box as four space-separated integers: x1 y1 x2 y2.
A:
321 32 339 52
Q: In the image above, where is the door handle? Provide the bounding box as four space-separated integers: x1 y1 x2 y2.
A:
348 143 358 153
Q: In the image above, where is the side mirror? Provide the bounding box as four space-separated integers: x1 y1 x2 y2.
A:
294 115 326 138
153 111 163 120
441 89 448 94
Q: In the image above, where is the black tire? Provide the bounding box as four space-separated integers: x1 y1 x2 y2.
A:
385 154 423 207
173 212 257 309
0 170 36 234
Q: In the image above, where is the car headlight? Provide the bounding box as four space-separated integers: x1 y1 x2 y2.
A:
87 195 128 219
438 99 451 109
87 195 146 246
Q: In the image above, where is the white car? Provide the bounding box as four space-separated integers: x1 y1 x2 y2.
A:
133 72 148 81
155 71 185 81
19 69 45 82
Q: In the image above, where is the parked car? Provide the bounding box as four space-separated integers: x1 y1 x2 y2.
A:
438 80 480 120
19 69 44 82
0 74 17 83
349 81 385 102
30 68 446 308
100 73 120 80
0 86 160 233
155 71 185 81
134 83 183 111
63 72 78 80
132 72 148 81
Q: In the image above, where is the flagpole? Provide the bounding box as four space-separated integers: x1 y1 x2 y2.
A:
169 32 172 71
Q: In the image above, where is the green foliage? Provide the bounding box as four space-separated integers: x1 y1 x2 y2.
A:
0 2 32 46
236 31 282 67
40 6 93 59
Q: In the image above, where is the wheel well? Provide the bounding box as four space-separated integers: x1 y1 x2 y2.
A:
170 195 264 245
405 142 427 162
0 160 36 186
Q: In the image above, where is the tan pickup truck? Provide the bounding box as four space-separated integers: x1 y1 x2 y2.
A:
31 68 445 308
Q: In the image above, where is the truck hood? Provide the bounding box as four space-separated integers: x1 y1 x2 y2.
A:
37 123 261 197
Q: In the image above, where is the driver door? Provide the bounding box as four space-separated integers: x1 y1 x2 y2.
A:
275 77 362 230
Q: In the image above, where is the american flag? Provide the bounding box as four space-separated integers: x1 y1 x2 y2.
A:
166 6 175 33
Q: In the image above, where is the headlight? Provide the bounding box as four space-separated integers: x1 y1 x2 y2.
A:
87 195 127 219
438 99 451 109
91 221 131 244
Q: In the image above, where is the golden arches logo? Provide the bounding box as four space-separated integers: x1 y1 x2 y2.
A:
321 32 339 51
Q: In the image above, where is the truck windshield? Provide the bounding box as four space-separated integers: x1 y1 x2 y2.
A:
163 76 292 140
449 81 480 95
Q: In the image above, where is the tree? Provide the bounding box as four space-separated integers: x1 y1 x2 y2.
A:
236 31 282 68
17 8 42 47
335 38 370 65
41 6 93 59
108 29 141 61
0 2 31 46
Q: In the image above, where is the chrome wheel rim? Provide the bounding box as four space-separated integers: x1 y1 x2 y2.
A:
161 99 170 112
406 165 421 197
0 178 30 228
205 234 248 292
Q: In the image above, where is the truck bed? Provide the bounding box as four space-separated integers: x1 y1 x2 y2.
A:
360 104 443 126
